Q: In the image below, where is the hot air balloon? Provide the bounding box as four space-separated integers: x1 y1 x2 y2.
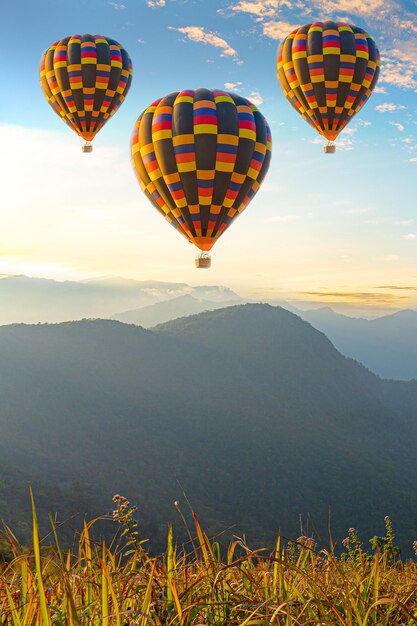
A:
276 21 380 153
131 89 272 268
40 34 132 152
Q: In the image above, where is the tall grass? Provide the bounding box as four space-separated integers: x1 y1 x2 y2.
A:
1 494 416 625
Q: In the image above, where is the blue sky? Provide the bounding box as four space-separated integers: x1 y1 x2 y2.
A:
1 0 416 314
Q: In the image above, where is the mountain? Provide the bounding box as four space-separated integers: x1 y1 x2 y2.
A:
0 305 416 553
111 295 243 327
299 307 417 380
0 276 241 325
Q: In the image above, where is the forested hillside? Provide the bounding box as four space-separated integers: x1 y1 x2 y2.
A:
1 305 416 552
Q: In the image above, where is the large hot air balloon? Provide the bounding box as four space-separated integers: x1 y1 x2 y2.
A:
277 22 380 153
40 34 132 152
131 89 272 268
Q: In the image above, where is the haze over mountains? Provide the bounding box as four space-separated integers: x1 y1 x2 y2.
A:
298 307 417 380
1 275 417 380
111 294 242 327
0 275 242 325
1 305 416 553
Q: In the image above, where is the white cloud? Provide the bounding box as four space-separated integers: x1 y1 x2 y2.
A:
228 0 385 22
228 0 279 20
409 157 417 162
313 0 386 18
108 1 126 8
223 84 263 105
356 119 371 127
374 103 406 112
169 26 239 61
147 0 166 7
224 81 242 91
395 219 415 225
310 133 355 150
262 20 300 40
247 90 263 106
404 233 416 240
379 44 417 90
373 86 387 94
401 138 414 144
389 121 405 132
390 15 417 35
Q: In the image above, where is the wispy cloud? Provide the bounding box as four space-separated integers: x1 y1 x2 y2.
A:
404 233 416 240
310 132 356 151
373 85 387 94
228 0 279 20
108 1 126 7
389 121 405 132
248 90 263 105
294 290 406 303
224 81 242 90
395 219 415 225
147 0 166 7
312 121 366 151
223 0 417 94
374 103 406 112
223 82 263 105
313 0 387 18
374 285 417 290
379 43 417 90
169 26 240 61
409 157 417 163
262 20 300 40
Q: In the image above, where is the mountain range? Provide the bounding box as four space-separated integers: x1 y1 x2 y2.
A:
0 275 242 325
298 307 417 380
1 304 416 553
3 275 416 380
111 294 243 326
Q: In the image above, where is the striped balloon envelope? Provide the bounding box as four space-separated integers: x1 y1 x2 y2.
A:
131 89 272 266
277 21 380 152
40 34 133 152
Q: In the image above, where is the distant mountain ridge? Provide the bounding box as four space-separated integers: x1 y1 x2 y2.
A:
1 274 417 379
298 306 417 380
111 295 243 326
0 275 242 324
0 304 416 553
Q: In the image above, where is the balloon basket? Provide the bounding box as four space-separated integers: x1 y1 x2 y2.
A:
324 142 336 154
82 142 93 153
195 253 211 269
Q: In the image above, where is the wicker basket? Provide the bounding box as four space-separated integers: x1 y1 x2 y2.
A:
195 256 211 269
82 143 93 153
324 144 336 154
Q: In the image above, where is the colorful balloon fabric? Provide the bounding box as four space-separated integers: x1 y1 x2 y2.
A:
277 21 380 142
131 89 272 253
40 34 132 144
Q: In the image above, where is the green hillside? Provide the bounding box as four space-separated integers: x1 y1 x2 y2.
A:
0 305 416 553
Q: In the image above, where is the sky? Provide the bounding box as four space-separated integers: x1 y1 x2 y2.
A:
1 0 416 314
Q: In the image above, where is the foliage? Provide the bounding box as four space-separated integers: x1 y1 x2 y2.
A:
1 308 417 556
369 516 401 563
341 517 402 565
1 496 416 625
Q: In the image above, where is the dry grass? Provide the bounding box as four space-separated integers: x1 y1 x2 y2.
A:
0 492 416 625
